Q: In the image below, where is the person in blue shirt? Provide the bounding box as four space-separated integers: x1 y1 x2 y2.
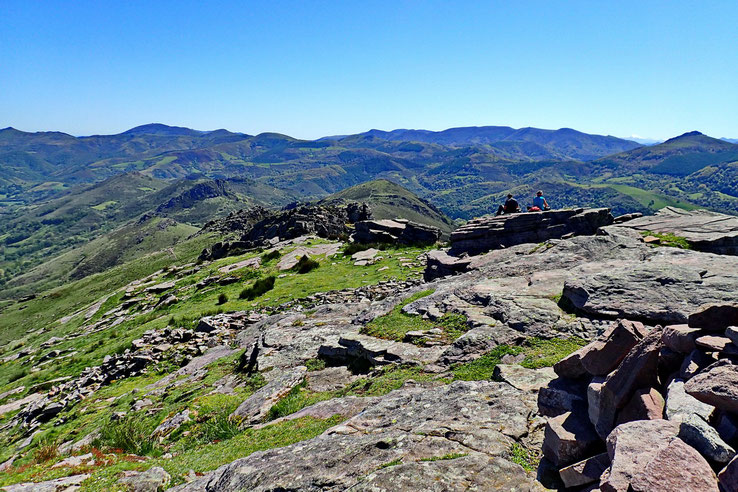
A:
530 190 550 211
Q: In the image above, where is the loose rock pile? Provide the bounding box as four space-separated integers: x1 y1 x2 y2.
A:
449 208 614 256
539 304 738 491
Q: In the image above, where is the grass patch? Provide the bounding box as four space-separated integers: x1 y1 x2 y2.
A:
361 290 435 341
451 345 523 381
452 336 587 380
377 459 402 470
94 414 161 456
640 230 692 249
519 337 587 369
508 442 539 472
305 358 326 372
420 452 468 462
239 275 276 300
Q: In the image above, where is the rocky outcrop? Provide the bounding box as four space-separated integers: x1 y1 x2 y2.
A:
448 208 613 256
200 203 370 260
614 206 738 255
172 381 546 492
538 305 738 490
350 218 441 245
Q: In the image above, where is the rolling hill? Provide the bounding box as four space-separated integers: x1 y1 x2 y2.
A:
317 179 456 234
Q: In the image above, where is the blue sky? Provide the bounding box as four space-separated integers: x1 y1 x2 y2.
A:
1 1 737 140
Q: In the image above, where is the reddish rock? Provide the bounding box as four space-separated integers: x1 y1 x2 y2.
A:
696 335 733 352
630 438 719 492
592 327 663 438
719 455 738 492
602 419 680 492
579 320 647 376
553 349 588 379
559 453 610 488
688 304 738 331
685 360 738 413
543 410 601 467
662 324 701 354
615 387 664 426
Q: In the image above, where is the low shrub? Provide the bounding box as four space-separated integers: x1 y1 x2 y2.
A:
293 255 319 274
239 276 276 300
217 293 228 305
261 250 281 262
95 414 160 456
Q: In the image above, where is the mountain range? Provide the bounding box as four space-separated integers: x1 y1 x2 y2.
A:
2 122 738 296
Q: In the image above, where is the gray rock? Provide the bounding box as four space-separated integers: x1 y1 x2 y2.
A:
678 414 735 465
174 381 542 492
666 378 714 422
151 410 191 440
537 377 587 417
118 466 171 492
617 206 738 255
1 474 90 491
352 219 441 246
230 367 306 424
493 364 556 392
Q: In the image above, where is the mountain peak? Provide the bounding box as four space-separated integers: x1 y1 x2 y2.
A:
122 123 203 137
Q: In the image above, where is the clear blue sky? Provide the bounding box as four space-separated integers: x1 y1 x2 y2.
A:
1 1 737 140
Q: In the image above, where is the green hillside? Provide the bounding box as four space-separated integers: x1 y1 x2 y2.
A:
317 179 456 234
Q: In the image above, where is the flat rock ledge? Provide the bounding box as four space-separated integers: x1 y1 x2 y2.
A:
447 207 613 257
614 206 738 255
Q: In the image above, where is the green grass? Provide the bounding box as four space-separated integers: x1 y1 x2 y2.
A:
452 337 586 380
508 442 539 472
361 290 435 341
239 275 276 300
639 230 692 249
419 452 468 462
90 200 117 211
377 459 403 470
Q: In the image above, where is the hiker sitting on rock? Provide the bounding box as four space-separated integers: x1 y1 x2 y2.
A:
496 194 521 216
527 190 550 212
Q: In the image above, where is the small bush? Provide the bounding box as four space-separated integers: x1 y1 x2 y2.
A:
7 366 28 383
239 276 276 300
217 293 228 305
293 255 319 274
95 414 160 456
261 250 281 262
199 409 241 443
32 441 58 464
305 358 326 372
342 242 373 256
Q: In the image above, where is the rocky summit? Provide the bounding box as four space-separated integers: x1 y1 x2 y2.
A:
1 207 738 491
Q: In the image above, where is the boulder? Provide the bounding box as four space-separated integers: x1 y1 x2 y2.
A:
696 335 735 353
553 349 588 379
559 453 610 488
602 419 719 492
542 410 601 467
665 378 714 422
662 324 701 354
538 378 587 417
615 387 664 426
579 320 647 376
685 360 738 413
689 304 738 331
151 410 191 440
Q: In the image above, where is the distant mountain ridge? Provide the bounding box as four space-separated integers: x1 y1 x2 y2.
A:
329 125 641 161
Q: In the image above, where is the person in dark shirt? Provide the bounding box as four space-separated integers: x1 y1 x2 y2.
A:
496 194 520 216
